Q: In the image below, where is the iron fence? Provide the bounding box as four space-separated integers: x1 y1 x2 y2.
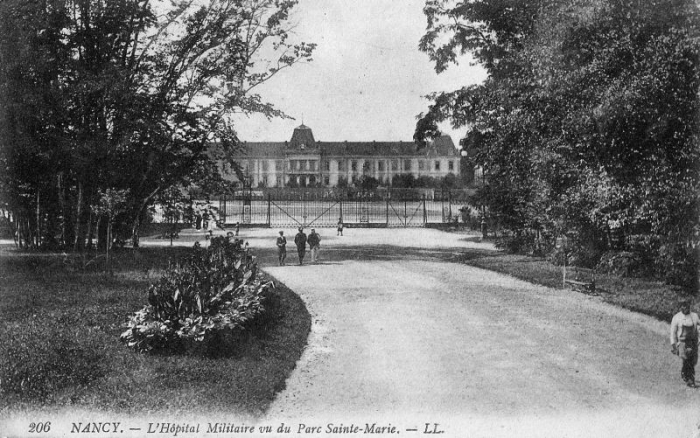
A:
203 188 469 228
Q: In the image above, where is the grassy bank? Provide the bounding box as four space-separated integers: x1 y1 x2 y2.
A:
0 245 311 416
456 245 692 323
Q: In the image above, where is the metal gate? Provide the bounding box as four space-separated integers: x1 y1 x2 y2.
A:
214 188 459 228
386 192 426 227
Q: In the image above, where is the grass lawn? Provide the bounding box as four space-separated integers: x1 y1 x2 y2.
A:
0 244 311 417
454 243 693 323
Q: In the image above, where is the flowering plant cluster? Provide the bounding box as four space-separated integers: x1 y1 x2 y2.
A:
121 237 272 352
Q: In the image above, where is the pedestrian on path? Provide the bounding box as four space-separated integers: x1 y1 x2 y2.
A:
308 228 321 263
671 299 699 387
235 222 240 236
294 227 307 265
276 231 287 266
207 216 215 233
337 218 344 236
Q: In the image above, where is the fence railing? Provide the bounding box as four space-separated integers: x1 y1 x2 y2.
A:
152 188 475 228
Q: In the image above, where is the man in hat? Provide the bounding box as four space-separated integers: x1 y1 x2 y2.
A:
276 230 287 266
671 299 700 387
294 227 307 265
308 228 321 263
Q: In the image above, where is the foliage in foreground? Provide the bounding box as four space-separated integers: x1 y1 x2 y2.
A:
0 244 310 412
120 237 273 353
0 317 105 401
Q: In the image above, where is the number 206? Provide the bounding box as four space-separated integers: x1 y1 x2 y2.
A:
29 422 51 433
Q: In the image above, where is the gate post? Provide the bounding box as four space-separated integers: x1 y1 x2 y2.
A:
448 190 452 223
267 193 271 227
240 190 245 223
339 197 343 224
441 189 445 222
221 194 227 225
404 199 407 228
423 194 427 225
302 191 306 227
386 193 389 226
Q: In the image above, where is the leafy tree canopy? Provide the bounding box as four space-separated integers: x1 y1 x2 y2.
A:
417 0 700 288
1 0 315 249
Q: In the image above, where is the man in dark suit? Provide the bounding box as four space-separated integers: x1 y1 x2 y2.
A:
294 227 307 265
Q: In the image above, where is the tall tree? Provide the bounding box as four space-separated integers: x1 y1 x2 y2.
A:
417 0 700 287
0 0 315 249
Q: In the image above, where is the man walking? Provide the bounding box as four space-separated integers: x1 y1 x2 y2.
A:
308 228 321 263
294 227 307 265
276 230 287 266
671 299 700 387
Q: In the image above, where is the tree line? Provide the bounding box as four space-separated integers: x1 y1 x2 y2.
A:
0 0 314 250
416 0 700 289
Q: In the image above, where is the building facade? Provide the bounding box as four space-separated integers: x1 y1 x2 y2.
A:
224 124 460 188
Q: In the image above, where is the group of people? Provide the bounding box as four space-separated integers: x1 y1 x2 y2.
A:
276 227 321 266
275 218 343 266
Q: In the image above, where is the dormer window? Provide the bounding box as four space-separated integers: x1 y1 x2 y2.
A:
300 143 306 149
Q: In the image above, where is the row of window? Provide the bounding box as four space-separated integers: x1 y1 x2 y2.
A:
242 159 455 174
256 174 402 187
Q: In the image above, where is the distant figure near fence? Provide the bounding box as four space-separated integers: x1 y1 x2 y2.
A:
276 231 287 266
337 218 344 236
294 228 307 265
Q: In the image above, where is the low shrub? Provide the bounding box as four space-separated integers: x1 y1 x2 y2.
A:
120 237 273 353
496 233 539 254
657 243 699 291
597 251 645 277
549 241 603 269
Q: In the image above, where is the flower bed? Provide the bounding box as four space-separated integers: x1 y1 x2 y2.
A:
120 237 273 354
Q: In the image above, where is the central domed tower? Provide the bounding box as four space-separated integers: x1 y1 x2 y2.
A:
289 124 316 150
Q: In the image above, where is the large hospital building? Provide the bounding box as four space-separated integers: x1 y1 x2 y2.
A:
224 124 461 188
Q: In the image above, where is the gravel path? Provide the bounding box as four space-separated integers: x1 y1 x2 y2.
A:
230 228 700 438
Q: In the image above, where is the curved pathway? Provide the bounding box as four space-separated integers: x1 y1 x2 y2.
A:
244 228 700 438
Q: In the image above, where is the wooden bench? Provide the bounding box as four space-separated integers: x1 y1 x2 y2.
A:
565 279 596 293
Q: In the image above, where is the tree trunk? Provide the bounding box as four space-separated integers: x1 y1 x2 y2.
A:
73 182 83 252
131 214 141 249
26 217 33 249
94 216 101 251
57 173 67 247
131 187 162 248
35 190 41 248
86 209 94 251
14 212 22 249
106 215 112 272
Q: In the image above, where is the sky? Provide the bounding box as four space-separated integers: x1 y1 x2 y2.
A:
231 0 487 144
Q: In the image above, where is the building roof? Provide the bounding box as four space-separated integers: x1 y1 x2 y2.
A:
289 124 316 150
233 126 458 159
240 142 285 157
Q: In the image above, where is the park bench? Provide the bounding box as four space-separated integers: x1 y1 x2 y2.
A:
564 267 597 294
564 278 596 293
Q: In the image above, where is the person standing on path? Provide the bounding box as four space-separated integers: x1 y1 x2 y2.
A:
235 222 240 236
276 231 287 266
671 299 700 387
308 229 321 263
294 227 307 265
337 218 344 236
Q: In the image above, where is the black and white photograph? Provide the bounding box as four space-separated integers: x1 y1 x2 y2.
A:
1 1 699 437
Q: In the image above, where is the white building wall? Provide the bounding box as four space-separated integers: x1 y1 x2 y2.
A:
226 152 458 188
